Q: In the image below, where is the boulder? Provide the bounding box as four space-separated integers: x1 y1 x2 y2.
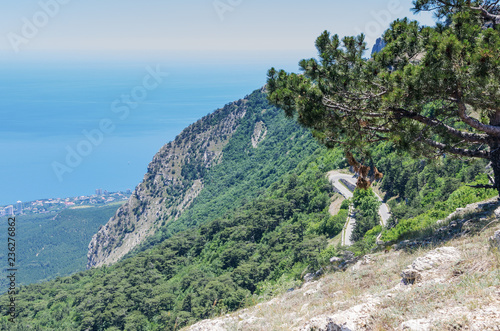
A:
330 257 342 264
489 230 500 250
401 269 422 285
304 268 324 283
303 288 318 296
494 206 500 219
410 247 461 272
303 273 315 283
342 251 355 260
400 247 461 285
299 295 380 331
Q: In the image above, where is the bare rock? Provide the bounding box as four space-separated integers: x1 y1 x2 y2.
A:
410 247 461 272
330 257 342 264
494 206 500 218
299 296 380 331
304 268 323 283
401 269 422 285
490 230 500 250
238 315 266 329
188 318 234 331
303 273 315 283
400 247 461 286
251 121 267 148
303 288 318 296
400 318 431 330
301 317 352 331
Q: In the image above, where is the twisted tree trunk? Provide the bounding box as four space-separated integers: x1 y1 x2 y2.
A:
488 110 500 196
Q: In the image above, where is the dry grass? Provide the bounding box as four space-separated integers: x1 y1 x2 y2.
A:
368 228 500 330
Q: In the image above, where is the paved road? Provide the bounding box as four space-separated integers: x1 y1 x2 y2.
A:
327 172 356 246
327 171 390 246
377 199 390 226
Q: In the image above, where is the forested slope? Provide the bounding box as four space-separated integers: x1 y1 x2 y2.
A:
1 146 347 330
88 89 331 268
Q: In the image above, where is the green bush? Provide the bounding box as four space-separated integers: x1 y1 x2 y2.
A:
381 175 496 242
350 189 380 242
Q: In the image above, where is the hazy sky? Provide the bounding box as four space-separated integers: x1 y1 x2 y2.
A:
0 0 435 58
0 0 438 205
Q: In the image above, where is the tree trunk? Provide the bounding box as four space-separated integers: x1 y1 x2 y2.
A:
489 111 500 196
489 140 500 196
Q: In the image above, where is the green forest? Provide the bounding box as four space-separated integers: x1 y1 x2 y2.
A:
122 90 342 258
0 204 122 287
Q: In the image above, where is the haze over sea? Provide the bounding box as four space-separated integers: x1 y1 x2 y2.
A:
0 51 305 206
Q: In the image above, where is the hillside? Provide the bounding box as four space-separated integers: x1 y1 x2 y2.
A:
87 96 248 267
0 144 348 330
88 88 326 268
187 199 500 330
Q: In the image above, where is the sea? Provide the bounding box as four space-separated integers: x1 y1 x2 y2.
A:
0 51 308 206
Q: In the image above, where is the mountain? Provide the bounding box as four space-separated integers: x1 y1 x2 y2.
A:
1 88 351 330
87 95 247 267
371 37 386 55
87 88 327 268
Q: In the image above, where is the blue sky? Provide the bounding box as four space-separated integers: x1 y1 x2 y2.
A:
0 0 435 58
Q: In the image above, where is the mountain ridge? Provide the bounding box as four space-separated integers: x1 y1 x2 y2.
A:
87 87 326 268
87 96 249 268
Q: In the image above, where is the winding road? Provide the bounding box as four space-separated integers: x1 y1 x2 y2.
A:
327 171 390 246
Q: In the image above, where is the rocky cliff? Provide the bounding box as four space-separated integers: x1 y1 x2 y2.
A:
87 97 248 268
371 37 386 55
87 87 316 268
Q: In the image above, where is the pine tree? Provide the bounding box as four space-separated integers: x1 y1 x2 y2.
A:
267 0 500 194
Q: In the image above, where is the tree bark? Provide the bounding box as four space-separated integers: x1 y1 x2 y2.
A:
489 110 500 195
488 140 500 195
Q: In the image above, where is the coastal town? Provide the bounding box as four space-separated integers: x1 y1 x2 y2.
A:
0 189 132 216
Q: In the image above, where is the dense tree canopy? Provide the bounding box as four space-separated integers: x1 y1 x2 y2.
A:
267 0 500 193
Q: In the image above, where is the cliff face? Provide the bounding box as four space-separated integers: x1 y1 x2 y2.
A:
371 37 386 55
87 98 248 268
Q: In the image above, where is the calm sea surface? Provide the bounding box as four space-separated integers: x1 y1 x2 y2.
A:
0 55 302 205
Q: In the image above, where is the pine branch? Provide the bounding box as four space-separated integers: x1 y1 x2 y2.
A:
391 107 489 143
457 98 500 136
471 4 500 24
324 95 490 143
423 138 490 159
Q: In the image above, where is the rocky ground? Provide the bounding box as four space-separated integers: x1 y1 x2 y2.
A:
185 199 500 331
